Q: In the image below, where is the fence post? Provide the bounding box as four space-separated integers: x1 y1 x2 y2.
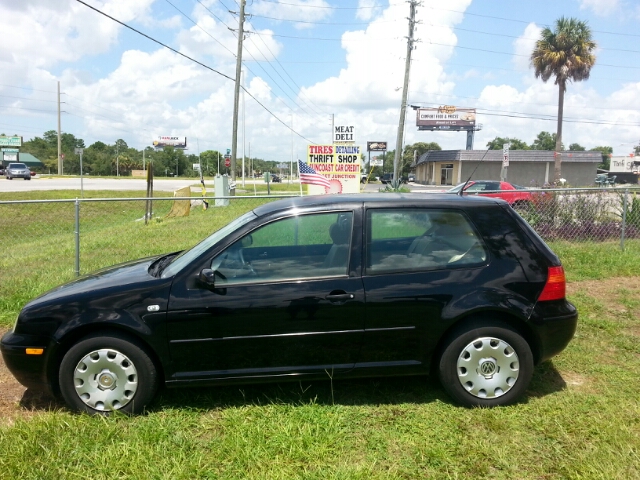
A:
75 198 80 276
620 188 628 251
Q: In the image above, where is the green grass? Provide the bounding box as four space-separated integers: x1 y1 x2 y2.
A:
1 191 640 478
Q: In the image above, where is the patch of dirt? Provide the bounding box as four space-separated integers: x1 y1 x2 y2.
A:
567 276 640 313
0 276 638 423
0 327 63 426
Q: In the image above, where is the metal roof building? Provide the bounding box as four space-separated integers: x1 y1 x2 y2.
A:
412 150 604 187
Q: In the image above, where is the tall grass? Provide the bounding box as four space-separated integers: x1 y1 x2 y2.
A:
1 191 639 478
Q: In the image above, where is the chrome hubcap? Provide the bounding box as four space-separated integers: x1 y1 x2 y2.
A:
73 349 138 411
456 337 519 399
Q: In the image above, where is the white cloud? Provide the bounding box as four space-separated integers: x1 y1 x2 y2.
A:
356 0 383 21
513 23 541 72
250 0 333 28
579 0 619 16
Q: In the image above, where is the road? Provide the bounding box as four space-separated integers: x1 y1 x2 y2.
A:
0 176 446 194
0 176 200 193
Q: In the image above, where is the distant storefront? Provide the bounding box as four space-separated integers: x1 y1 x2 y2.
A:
412 150 605 187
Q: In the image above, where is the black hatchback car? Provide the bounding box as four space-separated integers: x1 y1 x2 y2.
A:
1 194 577 414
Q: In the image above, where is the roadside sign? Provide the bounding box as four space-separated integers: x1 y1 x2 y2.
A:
224 157 231 168
502 144 510 167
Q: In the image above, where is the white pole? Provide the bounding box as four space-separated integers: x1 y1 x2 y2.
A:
242 70 246 188
290 112 293 184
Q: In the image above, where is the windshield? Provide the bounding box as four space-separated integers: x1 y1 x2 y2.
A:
9 163 27 169
161 210 257 278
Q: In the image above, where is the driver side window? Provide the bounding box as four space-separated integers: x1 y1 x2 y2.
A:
213 211 353 285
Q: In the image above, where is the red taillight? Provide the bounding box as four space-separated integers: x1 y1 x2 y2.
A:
538 266 566 301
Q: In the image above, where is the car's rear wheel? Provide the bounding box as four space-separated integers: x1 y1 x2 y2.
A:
438 321 533 407
59 332 158 415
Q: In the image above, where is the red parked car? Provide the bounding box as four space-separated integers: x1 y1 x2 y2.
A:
448 181 539 209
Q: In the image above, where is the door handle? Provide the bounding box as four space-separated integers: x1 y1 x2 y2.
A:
326 292 354 302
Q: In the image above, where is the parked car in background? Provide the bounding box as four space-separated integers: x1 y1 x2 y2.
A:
5 162 31 180
380 173 408 184
271 174 282 183
30 170 37 177
2 193 577 414
408 174 416 183
447 180 540 209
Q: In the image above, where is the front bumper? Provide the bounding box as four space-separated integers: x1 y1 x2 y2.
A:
1 330 54 392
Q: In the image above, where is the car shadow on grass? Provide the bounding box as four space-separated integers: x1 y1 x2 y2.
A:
16 361 566 415
150 361 567 412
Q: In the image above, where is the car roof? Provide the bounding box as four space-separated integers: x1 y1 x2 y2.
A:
253 193 505 216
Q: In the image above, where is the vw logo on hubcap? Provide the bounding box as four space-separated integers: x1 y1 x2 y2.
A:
479 359 497 377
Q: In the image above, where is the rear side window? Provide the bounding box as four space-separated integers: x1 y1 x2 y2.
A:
366 209 487 274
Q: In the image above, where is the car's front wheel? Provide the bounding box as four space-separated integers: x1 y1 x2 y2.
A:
59 332 159 415
438 321 533 407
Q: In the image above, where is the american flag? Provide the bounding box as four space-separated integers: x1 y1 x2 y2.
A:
298 159 331 188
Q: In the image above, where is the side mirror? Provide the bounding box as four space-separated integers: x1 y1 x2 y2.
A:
199 268 216 288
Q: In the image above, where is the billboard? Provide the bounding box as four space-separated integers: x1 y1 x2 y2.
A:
610 156 640 174
0 136 23 147
367 141 387 152
153 136 187 149
416 106 476 131
306 144 361 194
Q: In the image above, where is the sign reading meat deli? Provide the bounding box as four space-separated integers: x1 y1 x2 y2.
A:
416 106 476 131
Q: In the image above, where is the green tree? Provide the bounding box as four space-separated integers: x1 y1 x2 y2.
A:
402 142 441 175
486 137 529 150
568 143 586 151
531 131 562 151
531 17 597 180
590 146 612 170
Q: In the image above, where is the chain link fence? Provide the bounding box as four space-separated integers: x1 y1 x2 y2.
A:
1 188 638 294
514 187 640 246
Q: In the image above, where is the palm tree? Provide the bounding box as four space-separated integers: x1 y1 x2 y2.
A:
531 17 596 181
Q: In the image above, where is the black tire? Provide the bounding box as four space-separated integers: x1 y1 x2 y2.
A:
59 332 158 415
438 321 533 407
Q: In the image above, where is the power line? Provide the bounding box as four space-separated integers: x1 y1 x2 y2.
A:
76 0 235 82
0 84 57 94
249 13 399 25
167 0 237 57
249 0 393 10
75 0 318 144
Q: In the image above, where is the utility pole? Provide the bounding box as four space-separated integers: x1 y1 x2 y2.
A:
331 114 334 144
57 81 62 175
242 69 246 188
231 0 246 183
393 0 419 188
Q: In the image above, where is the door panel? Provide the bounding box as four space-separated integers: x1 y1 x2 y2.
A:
165 210 365 379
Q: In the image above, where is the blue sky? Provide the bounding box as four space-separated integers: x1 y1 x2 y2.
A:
1 0 639 162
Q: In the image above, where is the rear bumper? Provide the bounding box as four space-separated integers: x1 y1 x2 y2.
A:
1 330 54 392
530 300 579 363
